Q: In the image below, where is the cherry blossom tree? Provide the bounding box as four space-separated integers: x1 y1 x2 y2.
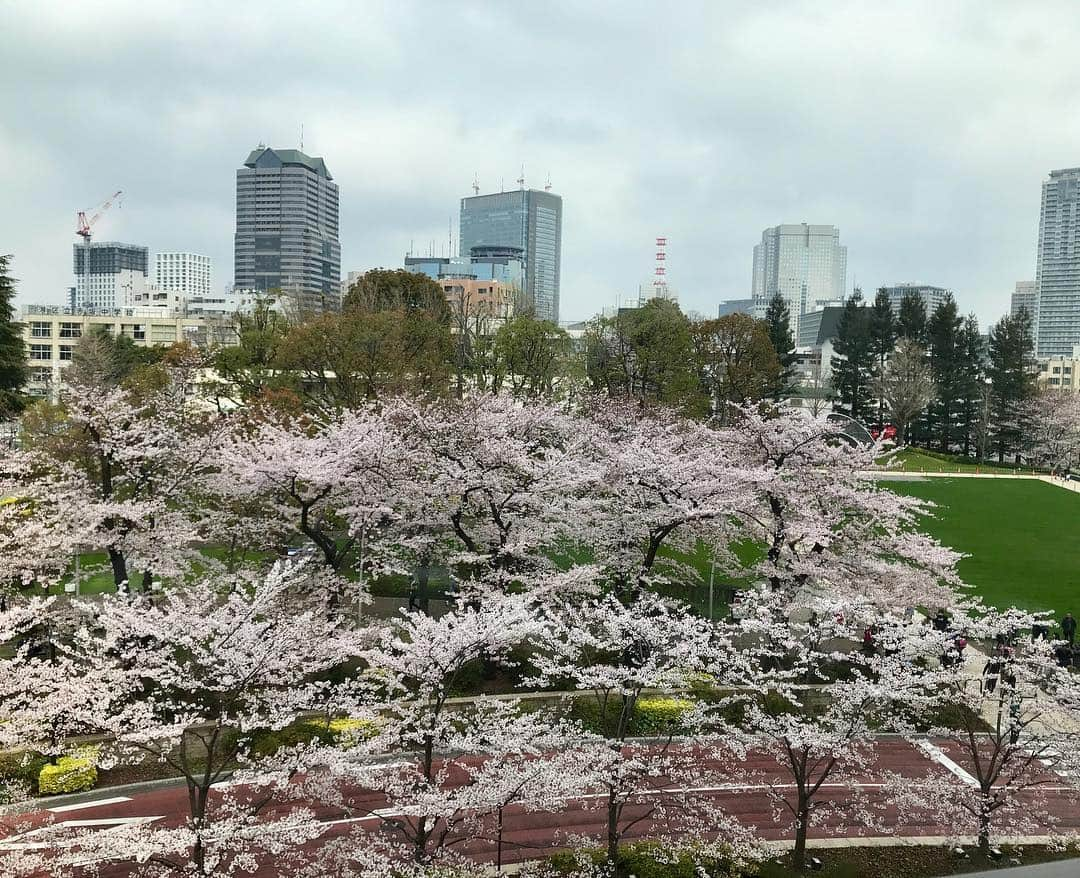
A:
578 401 751 600
1024 389 1080 476
211 406 406 578
22 562 367 876
303 594 593 867
734 607 946 868
382 394 599 594
3 365 230 591
895 607 1080 855
526 590 751 870
723 404 962 610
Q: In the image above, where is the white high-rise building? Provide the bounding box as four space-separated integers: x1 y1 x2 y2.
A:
73 242 149 310
751 224 847 338
1035 168 1080 357
154 252 212 299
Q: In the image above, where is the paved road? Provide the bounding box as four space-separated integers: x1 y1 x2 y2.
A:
4 738 1079 876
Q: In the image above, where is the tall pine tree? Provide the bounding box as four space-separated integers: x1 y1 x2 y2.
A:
987 309 1036 463
955 314 984 457
926 295 963 452
897 289 928 346
830 289 873 422
764 293 797 400
0 255 28 418
869 288 897 425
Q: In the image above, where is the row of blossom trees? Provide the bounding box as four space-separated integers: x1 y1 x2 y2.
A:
2 368 1079 876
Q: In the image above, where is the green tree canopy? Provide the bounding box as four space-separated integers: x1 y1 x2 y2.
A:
0 255 28 418
763 293 797 399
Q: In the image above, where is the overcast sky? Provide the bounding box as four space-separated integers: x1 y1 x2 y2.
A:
3 1 1079 327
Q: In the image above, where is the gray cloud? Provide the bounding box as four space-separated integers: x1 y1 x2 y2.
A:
2 0 1078 327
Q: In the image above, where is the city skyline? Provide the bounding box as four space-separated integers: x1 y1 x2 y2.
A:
4 2 1080 328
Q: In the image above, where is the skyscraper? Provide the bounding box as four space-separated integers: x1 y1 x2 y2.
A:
73 242 148 309
1011 280 1036 319
1034 168 1080 357
234 146 340 312
751 224 847 338
459 188 562 322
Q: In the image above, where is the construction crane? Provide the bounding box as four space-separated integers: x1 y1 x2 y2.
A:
76 190 123 243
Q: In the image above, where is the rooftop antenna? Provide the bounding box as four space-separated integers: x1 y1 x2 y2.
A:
517 164 526 190
448 218 453 258
299 123 304 151
500 177 505 193
544 173 552 192
472 173 480 196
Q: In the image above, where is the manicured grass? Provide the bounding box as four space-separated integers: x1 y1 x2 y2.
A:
885 477 1080 617
886 448 1018 475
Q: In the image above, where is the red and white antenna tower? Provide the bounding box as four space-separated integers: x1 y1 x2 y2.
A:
653 236 668 298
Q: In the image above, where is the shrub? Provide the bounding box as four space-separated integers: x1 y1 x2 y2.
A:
39 751 98 795
547 841 743 877
0 749 49 799
630 697 695 736
322 717 380 744
250 716 382 757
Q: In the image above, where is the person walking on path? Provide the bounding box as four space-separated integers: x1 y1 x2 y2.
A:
1063 612 1077 646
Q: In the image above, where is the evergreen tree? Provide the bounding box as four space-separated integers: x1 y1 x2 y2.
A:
955 314 985 457
830 290 873 422
926 295 963 452
0 255 28 418
869 288 897 424
987 309 1037 463
897 289 928 345
764 293 797 400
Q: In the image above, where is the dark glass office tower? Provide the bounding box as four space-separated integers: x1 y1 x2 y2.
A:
459 188 562 322
234 147 340 312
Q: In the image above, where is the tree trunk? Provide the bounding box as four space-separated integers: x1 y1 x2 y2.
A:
108 547 128 589
977 796 992 856
793 794 810 869
606 784 620 869
142 567 153 593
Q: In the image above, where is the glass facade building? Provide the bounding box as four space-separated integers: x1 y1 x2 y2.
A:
459 189 562 322
1035 168 1080 357
234 147 340 313
751 224 847 338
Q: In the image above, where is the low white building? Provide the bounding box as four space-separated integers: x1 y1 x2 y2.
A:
1038 345 1080 393
21 305 239 402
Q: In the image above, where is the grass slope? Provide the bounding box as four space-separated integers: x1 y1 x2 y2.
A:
885 477 1080 617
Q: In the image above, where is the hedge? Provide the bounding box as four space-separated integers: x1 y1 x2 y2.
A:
250 716 381 757
39 752 98 795
631 697 695 735
0 749 49 800
546 841 743 877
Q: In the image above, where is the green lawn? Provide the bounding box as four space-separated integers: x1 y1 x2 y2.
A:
884 477 1080 617
885 448 1018 474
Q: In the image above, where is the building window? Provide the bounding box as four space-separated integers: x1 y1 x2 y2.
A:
31 366 51 383
59 322 83 338
29 344 51 360
59 345 74 361
30 321 51 338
